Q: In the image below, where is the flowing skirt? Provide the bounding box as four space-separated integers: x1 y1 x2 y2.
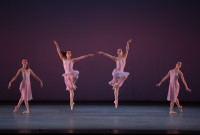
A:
109 69 129 89
62 70 79 91
167 81 180 102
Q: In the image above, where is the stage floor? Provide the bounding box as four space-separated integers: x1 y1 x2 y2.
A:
0 102 200 134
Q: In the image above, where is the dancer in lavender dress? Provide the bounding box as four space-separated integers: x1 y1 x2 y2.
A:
98 39 133 108
8 59 43 114
156 62 191 114
53 40 94 110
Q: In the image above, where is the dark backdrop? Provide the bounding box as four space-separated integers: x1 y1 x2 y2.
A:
0 0 200 102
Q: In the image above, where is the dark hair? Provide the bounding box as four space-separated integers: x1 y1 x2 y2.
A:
61 51 66 57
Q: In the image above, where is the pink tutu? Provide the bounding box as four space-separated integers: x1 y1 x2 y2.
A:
62 70 79 91
109 68 129 88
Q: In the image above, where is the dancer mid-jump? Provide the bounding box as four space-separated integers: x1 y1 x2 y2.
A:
53 40 94 110
8 59 43 114
98 39 133 108
156 62 191 114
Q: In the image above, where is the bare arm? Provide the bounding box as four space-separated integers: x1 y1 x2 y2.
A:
30 69 43 88
8 69 22 89
156 70 171 87
72 54 94 63
97 51 117 61
179 71 191 92
53 40 65 61
124 39 133 59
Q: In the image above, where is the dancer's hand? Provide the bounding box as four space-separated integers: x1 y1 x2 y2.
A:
186 87 191 92
40 81 43 88
97 51 103 54
53 40 58 46
156 83 161 87
127 39 133 44
88 54 94 57
8 83 11 89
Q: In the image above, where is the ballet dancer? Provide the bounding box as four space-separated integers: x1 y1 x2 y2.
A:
97 39 133 108
53 40 94 110
156 62 191 114
8 59 43 114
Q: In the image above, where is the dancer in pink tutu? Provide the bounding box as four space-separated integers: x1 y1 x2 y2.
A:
156 62 191 114
53 40 94 110
8 59 43 114
98 39 133 108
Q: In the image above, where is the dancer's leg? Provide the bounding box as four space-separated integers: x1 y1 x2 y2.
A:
113 76 127 89
14 98 23 112
23 100 29 114
176 98 183 112
69 89 75 110
114 88 119 108
169 101 176 114
114 89 116 103
68 75 76 90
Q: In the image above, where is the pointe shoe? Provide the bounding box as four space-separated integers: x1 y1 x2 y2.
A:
13 106 19 113
169 111 177 114
70 102 75 110
178 106 183 113
114 101 118 108
115 103 118 108
23 111 30 114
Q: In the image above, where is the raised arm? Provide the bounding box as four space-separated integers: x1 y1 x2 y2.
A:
156 70 171 87
53 40 65 61
97 51 117 61
179 71 191 92
124 39 133 59
72 54 94 63
30 69 43 88
8 69 22 89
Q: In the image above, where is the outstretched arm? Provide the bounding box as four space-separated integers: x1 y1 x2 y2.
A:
179 71 191 92
97 51 117 61
30 69 43 88
72 54 94 63
53 40 65 61
156 70 171 87
124 39 133 59
8 69 22 89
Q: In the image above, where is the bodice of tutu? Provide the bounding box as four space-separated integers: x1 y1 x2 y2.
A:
63 60 74 73
20 69 32 100
116 58 126 72
21 69 30 83
170 69 179 83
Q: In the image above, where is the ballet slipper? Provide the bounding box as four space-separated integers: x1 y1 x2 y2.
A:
115 103 118 109
23 111 29 114
114 100 118 108
169 111 177 114
178 106 183 112
70 102 75 110
13 106 19 113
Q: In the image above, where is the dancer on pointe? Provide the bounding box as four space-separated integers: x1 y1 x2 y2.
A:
156 62 191 114
8 59 43 114
53 40 94 110
97 39 133 108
